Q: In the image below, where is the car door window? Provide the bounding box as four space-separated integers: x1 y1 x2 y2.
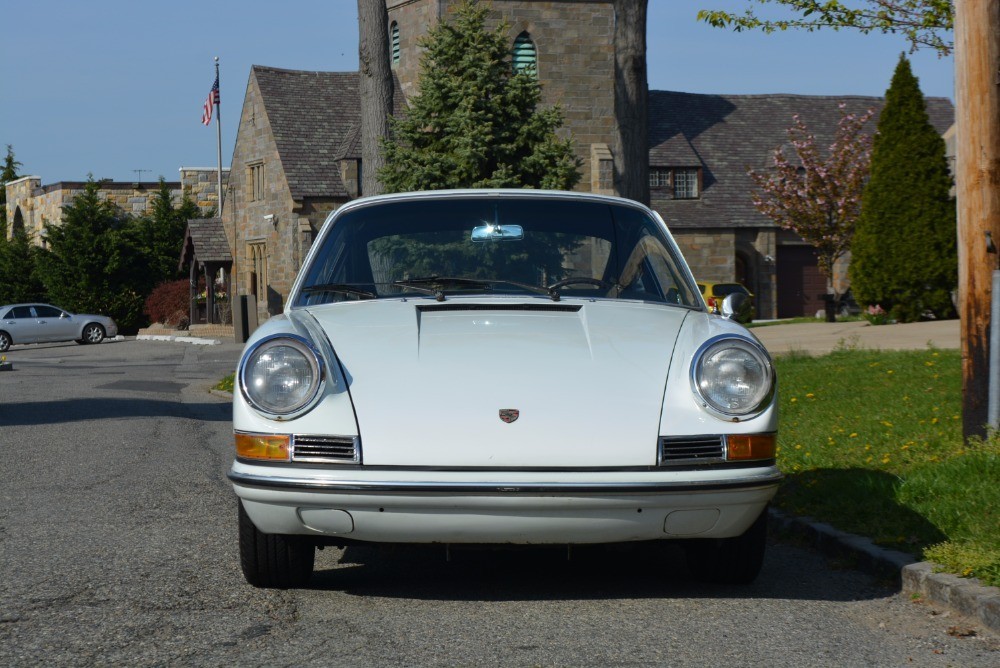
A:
34 305 64 318
10 306 33 319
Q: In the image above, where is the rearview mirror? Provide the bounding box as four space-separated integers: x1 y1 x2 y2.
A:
471 224 524 242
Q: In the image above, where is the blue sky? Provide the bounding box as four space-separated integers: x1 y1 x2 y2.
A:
1 0 954 183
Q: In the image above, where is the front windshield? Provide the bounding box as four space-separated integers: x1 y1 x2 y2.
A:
294 196 700 308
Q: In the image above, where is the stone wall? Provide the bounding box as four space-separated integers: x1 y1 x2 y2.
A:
5 169 228 243
386 0 617 192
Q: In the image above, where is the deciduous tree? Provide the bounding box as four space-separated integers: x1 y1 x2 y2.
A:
358 0 393 197
379 0 580 192
698 1 953 55
750 104 874 320
613 0 650 204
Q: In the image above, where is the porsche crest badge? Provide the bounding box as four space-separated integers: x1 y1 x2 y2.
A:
499 408 520 424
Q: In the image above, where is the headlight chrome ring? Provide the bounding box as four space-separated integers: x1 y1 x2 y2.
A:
239 334 324 419
691 335 775 420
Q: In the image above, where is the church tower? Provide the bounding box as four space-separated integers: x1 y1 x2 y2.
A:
385 0 618 194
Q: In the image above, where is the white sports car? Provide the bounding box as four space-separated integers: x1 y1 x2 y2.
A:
229 190 780 588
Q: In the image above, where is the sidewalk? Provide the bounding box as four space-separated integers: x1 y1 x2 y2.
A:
752 318 960 355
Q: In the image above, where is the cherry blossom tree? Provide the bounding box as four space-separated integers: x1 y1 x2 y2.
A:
749 104 875 313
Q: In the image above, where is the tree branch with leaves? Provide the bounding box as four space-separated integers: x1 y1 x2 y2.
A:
698 1 953 55
749 104 875 306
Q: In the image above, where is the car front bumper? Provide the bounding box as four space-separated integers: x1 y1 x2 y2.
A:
229 463 782 544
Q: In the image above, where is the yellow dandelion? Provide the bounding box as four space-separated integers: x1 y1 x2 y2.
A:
794 444 802 450
790 397 798 403
865 444 872 451
931 417 939 425
881 420 894 428
849 432 858 438
866 455 874 463
887 370 895 375
806 393 815 399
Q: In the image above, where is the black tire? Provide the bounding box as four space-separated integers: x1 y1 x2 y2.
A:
80 323 105 345
684 507 768 585
0 331 10 352
238 500 315 588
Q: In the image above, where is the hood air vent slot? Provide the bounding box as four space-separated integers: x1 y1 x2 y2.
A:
417 303 582 313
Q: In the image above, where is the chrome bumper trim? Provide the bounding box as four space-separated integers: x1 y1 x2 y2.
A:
227 468 784 494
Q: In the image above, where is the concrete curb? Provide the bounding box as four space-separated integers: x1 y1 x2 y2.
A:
136 334 221 346
770 508 1000 634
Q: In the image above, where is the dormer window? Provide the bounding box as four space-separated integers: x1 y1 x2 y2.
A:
512 32 536 76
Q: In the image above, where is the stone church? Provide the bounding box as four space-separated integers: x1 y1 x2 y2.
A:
219 0 953 324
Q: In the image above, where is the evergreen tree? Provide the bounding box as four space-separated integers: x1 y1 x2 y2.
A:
0 227 45 304
379 0 581 192
130 179 199 286
35 178 146 330
1 144 23 237
848 54 957 322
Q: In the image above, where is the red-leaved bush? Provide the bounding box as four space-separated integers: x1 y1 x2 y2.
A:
144 279 199 328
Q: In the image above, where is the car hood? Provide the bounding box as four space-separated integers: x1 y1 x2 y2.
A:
303 298 690 467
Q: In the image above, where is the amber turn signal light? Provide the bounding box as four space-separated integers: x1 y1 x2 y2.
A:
235 432 291 461
726 434 777 461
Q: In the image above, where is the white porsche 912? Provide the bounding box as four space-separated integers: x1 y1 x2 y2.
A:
229 190 780 588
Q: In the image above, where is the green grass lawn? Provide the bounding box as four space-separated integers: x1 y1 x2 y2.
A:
773 347 1000 586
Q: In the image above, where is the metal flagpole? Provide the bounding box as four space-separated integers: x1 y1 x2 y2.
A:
214 57 223 214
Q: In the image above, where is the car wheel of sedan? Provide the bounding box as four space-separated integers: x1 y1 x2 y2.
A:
238 500 315 588
0 331 10 352
79 323 105 345
684 506 768 585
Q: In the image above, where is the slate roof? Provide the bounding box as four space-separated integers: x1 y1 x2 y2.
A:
648 91 955 229
180 217 231 269
252 66 405 200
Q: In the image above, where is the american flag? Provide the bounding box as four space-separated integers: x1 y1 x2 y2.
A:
201 74 219 125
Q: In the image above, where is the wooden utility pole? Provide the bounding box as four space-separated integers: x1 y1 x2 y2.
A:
955 0 1000 439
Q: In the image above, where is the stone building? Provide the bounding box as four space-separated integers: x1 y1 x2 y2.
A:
4 167 229 243
222 0 954 323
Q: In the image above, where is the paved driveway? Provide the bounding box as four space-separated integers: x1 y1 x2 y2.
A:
753 319 960 356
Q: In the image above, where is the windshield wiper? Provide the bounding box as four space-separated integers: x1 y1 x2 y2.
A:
301 283 376 299
391 276 553 301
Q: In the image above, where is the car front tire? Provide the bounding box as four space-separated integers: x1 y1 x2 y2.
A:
238 500 315 589
79 323 106 345
684 506 768 585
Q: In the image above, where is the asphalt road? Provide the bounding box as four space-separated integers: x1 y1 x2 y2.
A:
1 338 996 667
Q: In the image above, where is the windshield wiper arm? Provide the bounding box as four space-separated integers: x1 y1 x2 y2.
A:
301 283 376 299
392 276 554 301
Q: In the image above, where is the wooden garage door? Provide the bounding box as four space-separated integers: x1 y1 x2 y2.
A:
776 246 826 318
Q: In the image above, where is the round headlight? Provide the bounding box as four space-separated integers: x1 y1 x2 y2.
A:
240 335 323 417
692 336 774 417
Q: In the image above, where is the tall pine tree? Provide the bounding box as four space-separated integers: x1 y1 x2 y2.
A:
849 54 957 322
1 144 23 237
35 178 146 330
379 0 580 192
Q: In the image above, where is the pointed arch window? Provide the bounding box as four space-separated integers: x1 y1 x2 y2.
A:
390 22 400 66
512 32 536 76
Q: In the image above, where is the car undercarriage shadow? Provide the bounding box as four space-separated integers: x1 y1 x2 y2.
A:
305 536 892 604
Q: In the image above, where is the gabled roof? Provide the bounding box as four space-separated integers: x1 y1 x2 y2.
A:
179 217 231 269
648 91 955 229
252 66 406 200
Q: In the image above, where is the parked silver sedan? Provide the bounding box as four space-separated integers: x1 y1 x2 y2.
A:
0 303 118 351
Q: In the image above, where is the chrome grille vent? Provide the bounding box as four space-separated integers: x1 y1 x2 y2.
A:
292 435 360 464
659 436 725 465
